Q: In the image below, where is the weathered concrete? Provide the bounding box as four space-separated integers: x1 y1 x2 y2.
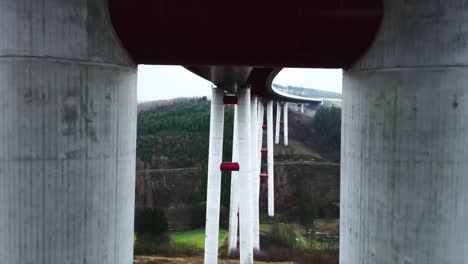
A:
256 102 265 222
238 88 254 264
250 96 260 251
275 102 281 144
341 1 468 263
267 101 275 217
283 103 288 146
204 88 225 264
228 105 239 255
0 0 137 263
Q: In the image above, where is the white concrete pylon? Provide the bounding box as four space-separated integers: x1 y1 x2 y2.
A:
0 1 137 263
204 88 225 264
250 96 260 251
228 105 240 255
238 88 254 264
275 102 281 144
267 101 275 217
284 103 289 146
301 104 304 113
257 101 265 179
341 1 468 263
254 100 265 251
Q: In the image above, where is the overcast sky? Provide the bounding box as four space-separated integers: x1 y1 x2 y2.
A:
137 65 342 101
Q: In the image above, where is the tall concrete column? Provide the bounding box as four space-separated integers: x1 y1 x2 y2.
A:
341 1 468 263
228 105 239 255
250 96 260 251
257 102 265 175
0 1 137 263
283 103 289 146
204 88 225 264
253 99 265 251
267 101 275 217
238 88 253 264
275 102 281 144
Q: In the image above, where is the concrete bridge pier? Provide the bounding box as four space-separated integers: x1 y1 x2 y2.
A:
0 0 137 263
267 101 275 217
341 1 468 263
237 88 254 264
204 88 225 263
228 105 239 255
283 103 288 146
275 102 281 144
250 96 260 251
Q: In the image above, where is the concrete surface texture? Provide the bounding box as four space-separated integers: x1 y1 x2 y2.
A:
237 88 254 264
203 88 225 264
0 0 137 263
267 101 275 217
283 103 288 146
228 105 240 255
275 102 281 144
341 0 468 263
250 96 260 251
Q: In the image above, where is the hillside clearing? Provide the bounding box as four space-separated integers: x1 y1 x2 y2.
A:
170 229 228 250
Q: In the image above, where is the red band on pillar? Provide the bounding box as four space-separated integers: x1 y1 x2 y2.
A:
261 148 268 153
220 162 240 171
223 95 238 105
262 124 267 129
280 120 284 125
260 173 268 178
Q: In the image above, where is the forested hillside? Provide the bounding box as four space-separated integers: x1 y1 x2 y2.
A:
136 97 234 216
135 97 341 231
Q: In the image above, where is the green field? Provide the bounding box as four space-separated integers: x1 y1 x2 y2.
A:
169 229 228 250
135 256 291 263
260 220 339 250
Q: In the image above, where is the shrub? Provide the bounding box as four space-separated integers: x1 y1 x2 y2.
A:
297 183 314 229
269 223 298 249
190 203 206 229
313 106 341 160
135 208 169 238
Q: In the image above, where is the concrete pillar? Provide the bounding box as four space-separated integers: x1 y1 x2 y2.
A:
275 102 281 144
256 101 265 190
253 100 264 250
0 1 137 263
341 1 468 263
204 88 225 264
267 101 275 217
283 103 289 146
257 102 265 175
228 105 239 255
238 88 253 264
301 104 304 113
250 96 260 251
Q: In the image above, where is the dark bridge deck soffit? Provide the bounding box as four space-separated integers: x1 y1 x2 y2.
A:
108 0 382 95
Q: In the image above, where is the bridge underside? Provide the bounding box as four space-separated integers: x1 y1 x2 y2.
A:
108 0 382 94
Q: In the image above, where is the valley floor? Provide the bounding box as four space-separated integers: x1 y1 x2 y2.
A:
134 256 290 264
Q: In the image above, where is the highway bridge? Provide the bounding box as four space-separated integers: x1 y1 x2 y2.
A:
1 0 467 264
